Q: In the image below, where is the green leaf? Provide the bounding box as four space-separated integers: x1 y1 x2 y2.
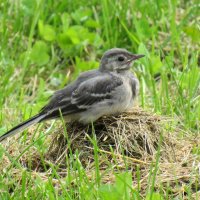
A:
30 41 50 66
66 28 81 44
115 172 132 199
72 57 99 79
58 25 103 55
183 26 200 43
99 172 132 200
71 8 92 23
20 0 37 16
61 12 71 32
38 20 56 42
0 127 6 136
146 192 164 200
99 184 120 200
84 19 100 28
138 43 150 57
149 55 163 75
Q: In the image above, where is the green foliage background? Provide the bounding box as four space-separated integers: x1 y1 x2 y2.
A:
0 0 199 130
0 0 199 199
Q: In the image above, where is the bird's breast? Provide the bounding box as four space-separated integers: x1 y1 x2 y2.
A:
112 76 134 111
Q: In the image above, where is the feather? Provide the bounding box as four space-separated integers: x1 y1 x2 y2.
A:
0 114 45 142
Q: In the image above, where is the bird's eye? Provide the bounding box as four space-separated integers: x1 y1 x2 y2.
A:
118 56 125 62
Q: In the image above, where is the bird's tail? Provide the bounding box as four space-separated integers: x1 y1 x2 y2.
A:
0 114 45 142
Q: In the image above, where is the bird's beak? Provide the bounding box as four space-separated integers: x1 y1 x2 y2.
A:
130 54 145 61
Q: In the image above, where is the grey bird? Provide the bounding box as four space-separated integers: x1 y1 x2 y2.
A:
0 48 144 142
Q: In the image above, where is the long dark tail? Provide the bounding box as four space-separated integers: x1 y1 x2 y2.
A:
0 114 46 142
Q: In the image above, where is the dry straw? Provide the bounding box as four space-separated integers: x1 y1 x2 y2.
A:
1 108 200 198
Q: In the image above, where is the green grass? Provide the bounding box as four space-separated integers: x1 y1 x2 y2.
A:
0 0 199 199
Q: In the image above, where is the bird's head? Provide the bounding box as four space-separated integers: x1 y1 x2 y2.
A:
99 48 144 72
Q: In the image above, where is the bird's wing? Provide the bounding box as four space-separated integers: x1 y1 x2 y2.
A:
40 70 99 114
71 74 123 109
40 73 123 120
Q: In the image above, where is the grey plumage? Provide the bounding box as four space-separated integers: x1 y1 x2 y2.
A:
0 48 144 142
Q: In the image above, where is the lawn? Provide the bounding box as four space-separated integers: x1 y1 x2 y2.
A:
0 0 199 199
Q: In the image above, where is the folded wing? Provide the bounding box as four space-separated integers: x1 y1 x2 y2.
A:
40 73 123 120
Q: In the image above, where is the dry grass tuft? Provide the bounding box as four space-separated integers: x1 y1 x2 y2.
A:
1 108 200 198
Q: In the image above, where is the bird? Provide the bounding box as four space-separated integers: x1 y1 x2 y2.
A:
0 48 144 142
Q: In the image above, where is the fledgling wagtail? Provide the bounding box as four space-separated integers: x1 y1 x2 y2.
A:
0 48 144 142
